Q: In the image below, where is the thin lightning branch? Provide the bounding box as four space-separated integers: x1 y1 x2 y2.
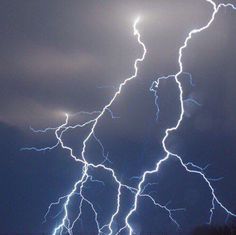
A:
140 193 186 228
183 98 202 106
150 72 196 120
182 72 195 87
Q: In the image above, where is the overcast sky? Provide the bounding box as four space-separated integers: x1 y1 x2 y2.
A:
0 0 236 234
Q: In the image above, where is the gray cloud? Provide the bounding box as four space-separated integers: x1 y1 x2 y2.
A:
0 0 235 132
14 45 101 76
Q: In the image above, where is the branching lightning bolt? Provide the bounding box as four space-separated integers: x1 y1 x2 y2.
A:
124 1 236 235
23 1 236 234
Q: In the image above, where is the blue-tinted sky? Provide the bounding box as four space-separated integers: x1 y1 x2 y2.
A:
0 0 236 234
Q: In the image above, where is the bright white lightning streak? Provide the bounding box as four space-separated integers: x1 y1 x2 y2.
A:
49 17 149 235
24 1 236 234
29 16 183 234
124 1 236 235
150 72 200 120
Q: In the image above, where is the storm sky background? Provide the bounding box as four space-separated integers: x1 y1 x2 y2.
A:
0 0 236 234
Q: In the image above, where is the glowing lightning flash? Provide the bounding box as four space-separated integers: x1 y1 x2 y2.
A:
34 16 150 235
124 2 236 235
23 1 236 234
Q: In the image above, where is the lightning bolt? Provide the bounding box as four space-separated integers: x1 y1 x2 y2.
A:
22 1 236 234
124 1 236 235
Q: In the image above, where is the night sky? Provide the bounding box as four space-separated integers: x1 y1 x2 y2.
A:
1 0 236 234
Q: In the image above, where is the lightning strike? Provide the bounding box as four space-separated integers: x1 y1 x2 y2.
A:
124 1 236 235
23 1 236 234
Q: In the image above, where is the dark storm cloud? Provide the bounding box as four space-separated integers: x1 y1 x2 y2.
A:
0 0 211 128
1 0 236 234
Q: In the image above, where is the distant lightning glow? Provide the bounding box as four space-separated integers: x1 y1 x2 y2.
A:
23 1 236 234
